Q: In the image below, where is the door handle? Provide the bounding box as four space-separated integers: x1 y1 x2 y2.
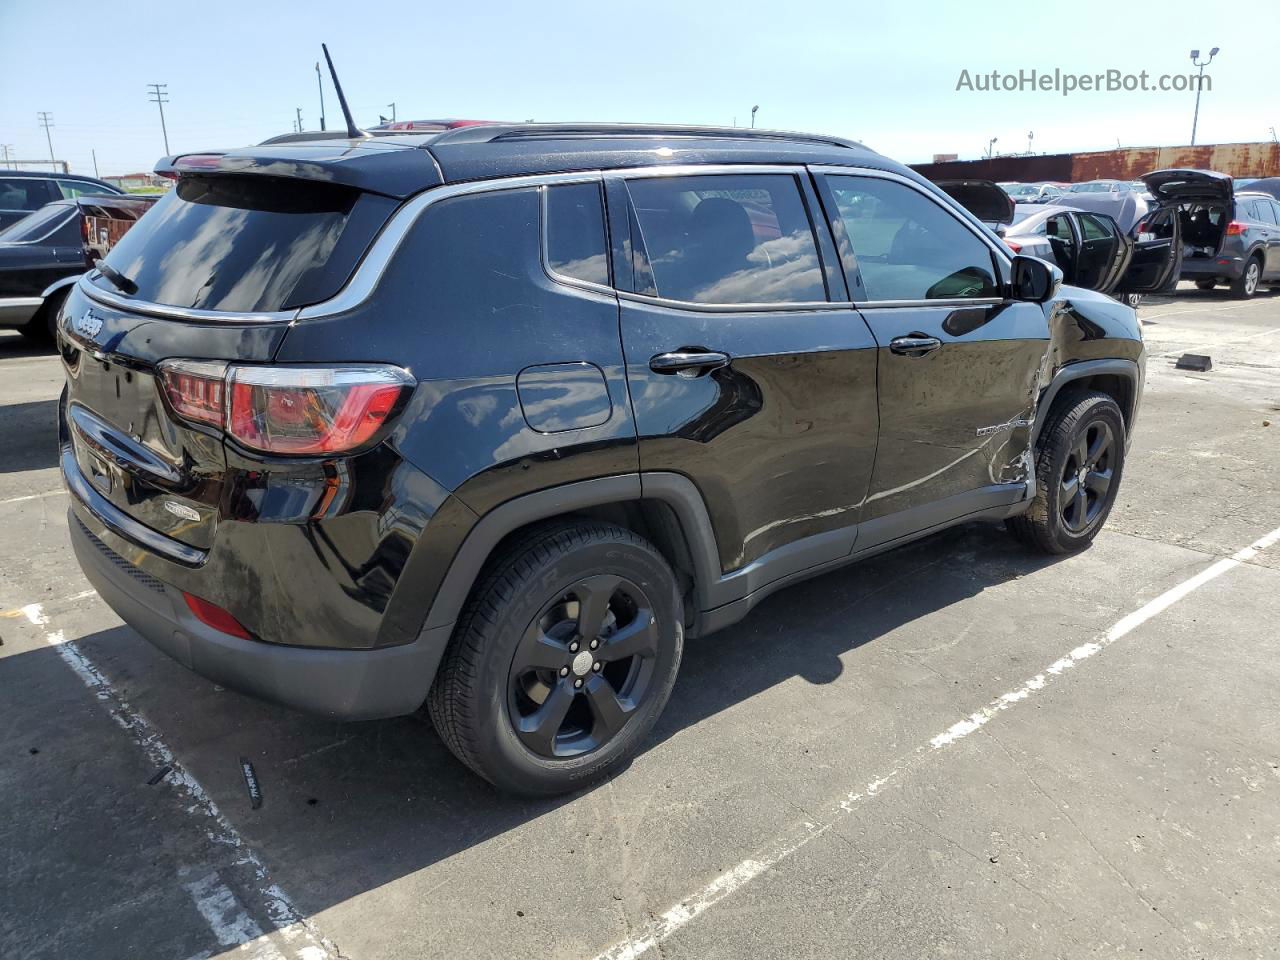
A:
649 350 730 376
889 335 942 357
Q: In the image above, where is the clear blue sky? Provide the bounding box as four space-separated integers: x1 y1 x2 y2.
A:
1 0 1275 178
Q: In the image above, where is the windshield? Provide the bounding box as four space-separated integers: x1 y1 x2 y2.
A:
91 175 359 313
1009 208 1041 226
0 202 76 243
1004 184 1038 197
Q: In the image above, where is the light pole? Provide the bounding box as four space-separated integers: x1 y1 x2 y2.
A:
1188 47 1218 146
147 83 171 155
750 105 758 129
1026 130 1034 155
316 62 327 132
985 136 998 159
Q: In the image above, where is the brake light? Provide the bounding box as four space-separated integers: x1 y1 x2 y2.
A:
157 361 413 455
159 360 227 427
1005 240 1022 254
183 592 252 640
1225 221 1246 235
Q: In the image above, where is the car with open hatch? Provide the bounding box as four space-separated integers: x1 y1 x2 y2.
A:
58 123 1150 795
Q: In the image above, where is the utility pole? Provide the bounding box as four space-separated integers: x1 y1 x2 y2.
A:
750 105 759 129
296 107 303 133
92 149 100 178
38 112 55 163
147 83 171 155
316 62 327 131
387 102 396 122
0 144 13 165
1188 47 1219 146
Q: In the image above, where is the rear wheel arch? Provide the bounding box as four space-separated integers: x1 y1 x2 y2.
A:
421 474 722 637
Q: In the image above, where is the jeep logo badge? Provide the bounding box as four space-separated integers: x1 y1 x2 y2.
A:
75 309 104 340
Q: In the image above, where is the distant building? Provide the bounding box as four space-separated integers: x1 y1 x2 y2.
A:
932 153 959 163
103 172 170 191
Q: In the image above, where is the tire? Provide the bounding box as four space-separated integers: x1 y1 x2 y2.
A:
1194 279 1217 291
1008 391 1126 555
1229 256 1262 299
427 520 683 796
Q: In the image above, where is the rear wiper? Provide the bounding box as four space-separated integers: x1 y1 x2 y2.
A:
96 261 138 295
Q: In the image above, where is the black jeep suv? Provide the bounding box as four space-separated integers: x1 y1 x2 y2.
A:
59 125 1146 795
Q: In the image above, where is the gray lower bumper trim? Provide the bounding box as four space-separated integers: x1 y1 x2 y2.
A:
70 508 449 720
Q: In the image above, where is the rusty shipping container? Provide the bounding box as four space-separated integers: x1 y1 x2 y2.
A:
913 141 1280 182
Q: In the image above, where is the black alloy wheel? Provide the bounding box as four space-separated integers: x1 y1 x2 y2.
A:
1008 390 1126 554
508 574 658 759
428 521 683 795
1058 420 1115 534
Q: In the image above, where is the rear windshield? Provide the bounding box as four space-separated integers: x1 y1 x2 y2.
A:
0 202 76 243
92 175 359 313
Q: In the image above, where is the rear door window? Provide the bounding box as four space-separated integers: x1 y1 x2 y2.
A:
624 173 827 305
544 182 610 287
824 175 999 301
91 175 361 313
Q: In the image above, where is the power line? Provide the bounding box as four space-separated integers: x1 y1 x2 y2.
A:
147 83 171 155
37 112 55 162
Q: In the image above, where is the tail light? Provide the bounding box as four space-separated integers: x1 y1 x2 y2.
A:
158 361 413 456
1005 240 1022 254
1225 221 1246 236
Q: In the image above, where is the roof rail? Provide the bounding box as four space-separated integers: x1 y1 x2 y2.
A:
425 122 863 151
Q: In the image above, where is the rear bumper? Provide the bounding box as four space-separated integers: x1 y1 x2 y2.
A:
1180 255 1242 280
69 507 452 720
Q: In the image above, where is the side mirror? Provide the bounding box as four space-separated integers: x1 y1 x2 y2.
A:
1010 255 1062 303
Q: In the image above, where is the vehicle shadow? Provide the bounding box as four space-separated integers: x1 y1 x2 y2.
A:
0 399 60 474
39 519 1063 939
0 330 55 359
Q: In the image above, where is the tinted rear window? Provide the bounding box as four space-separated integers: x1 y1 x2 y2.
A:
0 202 76 243
92 175 359 313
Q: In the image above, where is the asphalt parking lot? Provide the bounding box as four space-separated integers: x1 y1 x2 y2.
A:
3 284 1279 960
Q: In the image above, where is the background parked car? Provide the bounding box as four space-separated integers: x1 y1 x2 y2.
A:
999 181 1064 204
1002 198 1177 307
1237 177 1280 201
0 170 125 229
0 193 155 341
1065 180 1136 195
1150 169 1280 298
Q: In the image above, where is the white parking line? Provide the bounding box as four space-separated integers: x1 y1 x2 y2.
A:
19 601 338 960
0 489 67 506
589 522 1280 960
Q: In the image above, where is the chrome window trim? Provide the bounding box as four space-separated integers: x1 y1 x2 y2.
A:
538 181 616 297
78 275 298 325
0 296 44 309
854 297 1004 310
298 170 604 320
618 291 848 313
301 164 825 320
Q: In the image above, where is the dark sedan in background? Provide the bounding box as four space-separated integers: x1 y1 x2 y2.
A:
0 169 125 229
0 194 155 341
